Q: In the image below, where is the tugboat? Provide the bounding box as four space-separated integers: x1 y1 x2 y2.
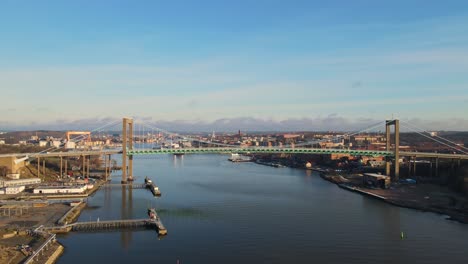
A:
152 185 162 196
145 176 152 184
148 208 157 220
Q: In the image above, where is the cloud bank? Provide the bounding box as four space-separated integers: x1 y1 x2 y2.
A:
2 116 468 132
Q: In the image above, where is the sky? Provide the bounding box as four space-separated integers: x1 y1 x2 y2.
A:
1 0 468 131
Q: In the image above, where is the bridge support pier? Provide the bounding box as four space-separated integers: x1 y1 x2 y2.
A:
87 156 90 178
122 118 134 183
385 119 400 181
429 158 433 177
82 155 85 177
37 157 40 178
42 159 46 179
408 157 411 176
65 159 68 177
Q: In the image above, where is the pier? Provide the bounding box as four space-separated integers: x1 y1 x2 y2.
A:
101 178 161 197
43 216 167 235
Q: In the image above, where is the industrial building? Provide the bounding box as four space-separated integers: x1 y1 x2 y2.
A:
0 156 26 174
363 173 391 189
33 185 87 194
0 178 41 187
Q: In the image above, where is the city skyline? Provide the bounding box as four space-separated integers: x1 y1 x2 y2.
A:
1 1 468 130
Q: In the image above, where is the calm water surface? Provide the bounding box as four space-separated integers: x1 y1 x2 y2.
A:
58 154 468 264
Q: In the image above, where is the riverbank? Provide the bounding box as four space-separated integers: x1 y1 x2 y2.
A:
318 170 468 224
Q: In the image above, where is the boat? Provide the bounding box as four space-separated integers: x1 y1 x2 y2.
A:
152 186 161 196
228 153 253 162
144 176 152 184
148 208 156 220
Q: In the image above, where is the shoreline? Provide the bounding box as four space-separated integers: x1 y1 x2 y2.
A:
317 169 468 224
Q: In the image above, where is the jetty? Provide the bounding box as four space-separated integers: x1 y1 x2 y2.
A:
42 217 167 235
101 177 161 197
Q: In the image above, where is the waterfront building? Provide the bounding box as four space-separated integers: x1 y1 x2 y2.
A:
33 184 87 194
0 178 41 188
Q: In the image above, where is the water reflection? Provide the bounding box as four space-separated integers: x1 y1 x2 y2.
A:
120 185 133 249
173 154 184 168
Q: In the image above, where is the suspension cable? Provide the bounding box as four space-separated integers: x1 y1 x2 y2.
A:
400 123 468 155
400 120 468 152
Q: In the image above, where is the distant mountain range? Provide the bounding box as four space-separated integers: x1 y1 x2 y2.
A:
1 116 468 133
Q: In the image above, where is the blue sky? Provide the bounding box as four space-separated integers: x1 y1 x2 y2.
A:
1 0 468 131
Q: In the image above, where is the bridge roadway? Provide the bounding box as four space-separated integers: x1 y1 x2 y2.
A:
2 147 468 160
127 147 468 160
128 147 394 157
399 151 468 160
0 149 121 158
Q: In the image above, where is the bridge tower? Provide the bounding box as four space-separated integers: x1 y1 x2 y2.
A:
385 119 400 181
122 117 134 183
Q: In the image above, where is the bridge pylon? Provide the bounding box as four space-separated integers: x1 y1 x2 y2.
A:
122 117 134 183
385 119 400 181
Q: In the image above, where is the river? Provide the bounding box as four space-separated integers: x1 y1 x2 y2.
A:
57 154 468 264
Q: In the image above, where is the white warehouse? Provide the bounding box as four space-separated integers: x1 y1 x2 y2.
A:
0 178 41 188
33 185 87 194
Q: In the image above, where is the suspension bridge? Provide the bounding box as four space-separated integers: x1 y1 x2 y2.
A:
3 117 468 184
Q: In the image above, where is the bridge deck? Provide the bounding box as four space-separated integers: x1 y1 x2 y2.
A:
2 147 468 160
127 147 395 157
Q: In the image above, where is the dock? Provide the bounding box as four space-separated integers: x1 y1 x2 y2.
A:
101 178 161 197
152 210 167 235
42 217 167 235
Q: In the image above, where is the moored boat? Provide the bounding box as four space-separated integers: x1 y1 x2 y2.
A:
148 208 156 220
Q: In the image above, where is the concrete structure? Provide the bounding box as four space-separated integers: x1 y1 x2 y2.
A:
385 119 400 180
121 117 134 183
0 156 26 174
33 185 87 194
363 173 391 189
6 173 20 179
0 177 41 187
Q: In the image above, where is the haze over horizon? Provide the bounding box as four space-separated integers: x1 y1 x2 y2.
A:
2 116 468 133
1 1 468 131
